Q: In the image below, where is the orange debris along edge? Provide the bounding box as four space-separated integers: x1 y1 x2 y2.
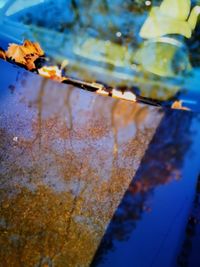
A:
0 40 191 110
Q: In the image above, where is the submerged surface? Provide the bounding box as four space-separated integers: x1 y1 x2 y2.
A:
0 0 200 110
0 1 200 266
0 60 200 266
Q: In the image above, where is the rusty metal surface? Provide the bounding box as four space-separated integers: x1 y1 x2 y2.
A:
0 60 163 267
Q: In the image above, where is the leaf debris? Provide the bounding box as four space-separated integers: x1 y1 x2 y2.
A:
6 40 44 70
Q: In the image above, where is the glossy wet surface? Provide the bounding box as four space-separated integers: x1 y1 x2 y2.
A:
0 59 200 267
0 59 162 266
0 0 200 110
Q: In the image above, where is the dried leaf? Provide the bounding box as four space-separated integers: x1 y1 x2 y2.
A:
25 54 40 70
6 40 44 70
171 100 190 111
112 88 136 102
6 44 27 65
38 66 65 82
23 40 44 57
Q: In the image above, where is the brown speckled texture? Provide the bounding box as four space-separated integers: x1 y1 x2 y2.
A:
0 61 163 267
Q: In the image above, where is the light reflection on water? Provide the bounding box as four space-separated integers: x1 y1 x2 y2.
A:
0 55 200 267
0 0 200 109
0 59 162 266
92 111 200 267
0 1 200 266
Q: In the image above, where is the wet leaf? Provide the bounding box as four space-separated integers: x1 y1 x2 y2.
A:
6 40 44 70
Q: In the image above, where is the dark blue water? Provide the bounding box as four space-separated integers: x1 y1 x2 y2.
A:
92 111 200 267
1 2 200 266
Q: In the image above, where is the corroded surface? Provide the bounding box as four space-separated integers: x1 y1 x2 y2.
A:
0 60 163 267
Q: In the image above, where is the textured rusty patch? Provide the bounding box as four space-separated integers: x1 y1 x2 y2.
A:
0 62 163 267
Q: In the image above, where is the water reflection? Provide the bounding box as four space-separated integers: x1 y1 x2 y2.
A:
176 174 200 267
0 0 200 108
91 110 200 266
0 60 162 266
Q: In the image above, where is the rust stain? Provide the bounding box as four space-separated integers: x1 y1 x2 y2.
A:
0 71 163 266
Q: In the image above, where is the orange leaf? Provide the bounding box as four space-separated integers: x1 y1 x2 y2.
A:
23 40 44 56
25 54 40 70
6 44 27 65
171 100 190 111
6 40 44 70
0 48 6 60
38 66 65 82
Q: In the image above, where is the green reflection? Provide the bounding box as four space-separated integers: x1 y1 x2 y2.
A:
140 0 200 39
